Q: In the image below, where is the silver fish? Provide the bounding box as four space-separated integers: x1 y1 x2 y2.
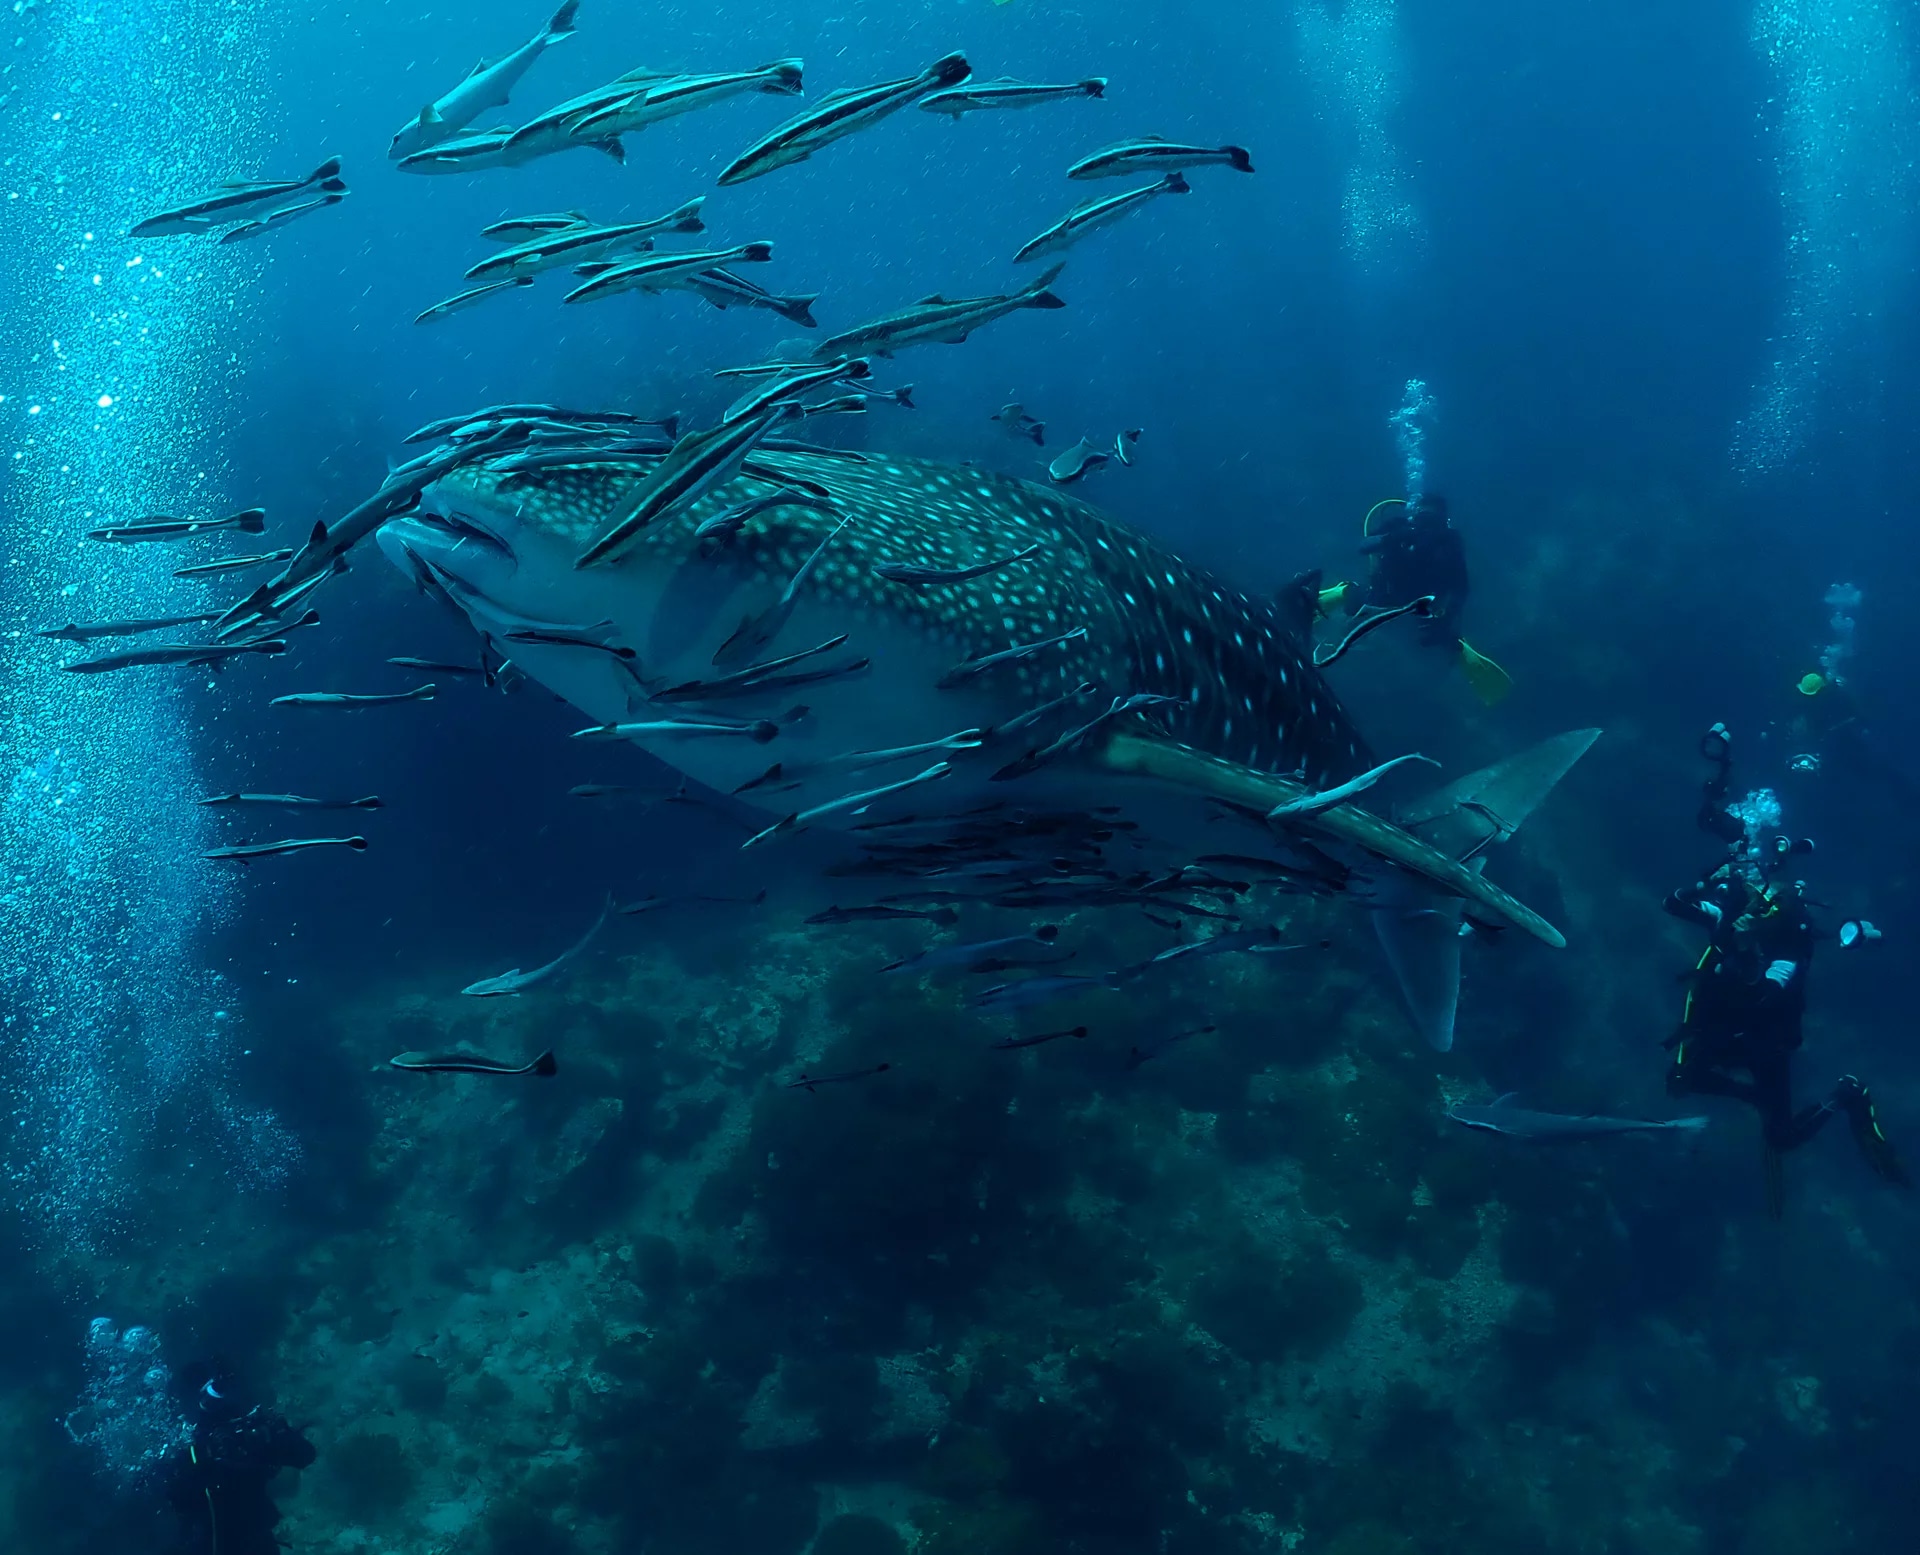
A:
814 263 1064 359
172 549 296 578
199 793 384 810
992 403 1045 446
921 76 1107 116
415 276 535 324
130 157 342 236
873 543 1041 587
203 835 368 861
62 638 287 673
1067 135 1254 180
568 59 805 139
466 199 705 280
219 191 347 243
1014 172 1188 264
89 508 266 544
462 895 611 996
718 52 971 185
390 1049 557 1076
388 0 580 160
564 242 774 305
1446 1095 1710 1141
1047 438 1108 485
270 685 437 708
39 612 221 642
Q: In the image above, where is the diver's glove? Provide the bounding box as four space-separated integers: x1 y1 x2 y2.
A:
1764 959 1797 989
1831 1076 1911 1188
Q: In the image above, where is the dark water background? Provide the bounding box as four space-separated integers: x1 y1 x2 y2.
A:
4 0 1920 1551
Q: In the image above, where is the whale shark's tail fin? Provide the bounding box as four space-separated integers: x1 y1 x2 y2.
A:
1374 728 1601 1050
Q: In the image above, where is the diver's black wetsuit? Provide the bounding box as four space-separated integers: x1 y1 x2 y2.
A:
1360 494 1468 647
161 1399 315 1555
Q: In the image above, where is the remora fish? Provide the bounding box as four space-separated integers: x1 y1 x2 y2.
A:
1067 135 1254 180
376 442 1590 1052
203 835 368 860
388 656 485 675
1446 1095 1710 1141
39 612 221 642
873 542 1040 586
784 1062 891 1092
992 403 1045 446
130 157 343 236
921 77 1107 116
498 68 671 162
270 685 436 708
1015 172 1189 264
172 549 296 578
462 895 611 996
679 268 820 327
89 509 267 543
480 210 592 241
388 0 581 160
563 242 774 305
883 925 1062 976
415 276 535 324
1047 438 1108 485
399 126 626 174
466 199 705 280
813 264 1065 359
568 59 806 139
219 191 347 243
718 52 972 185
63 639 286 673
389 1049 558 1077
199 793 384 810
991 1025 1089 1050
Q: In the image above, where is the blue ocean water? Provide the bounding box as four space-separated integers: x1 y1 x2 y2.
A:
3 1 1918 1551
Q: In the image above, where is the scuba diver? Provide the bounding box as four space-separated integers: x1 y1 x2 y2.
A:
1358 495 1511 704
1662 722 1907 1215
159 1361 315 1555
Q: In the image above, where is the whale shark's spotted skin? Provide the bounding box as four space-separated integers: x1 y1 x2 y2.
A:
450 448 1368 784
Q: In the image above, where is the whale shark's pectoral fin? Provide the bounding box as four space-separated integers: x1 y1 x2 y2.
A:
1096 732 1566 948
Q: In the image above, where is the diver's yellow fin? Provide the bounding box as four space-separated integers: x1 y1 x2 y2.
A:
1458 640 1513 706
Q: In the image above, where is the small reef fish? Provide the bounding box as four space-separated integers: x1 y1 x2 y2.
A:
1015 172 1188 264
203 835 368 861
389 1049 558 1077
1266 753 1440 822
563 242 775 305
89 509 266 543
131 157 343 236
1125 1023 1215 1069
415 277 535 324
466 199 705 280
1067 136 1254 180
873 543 1041 587
172 549 296 578
270 685 437 709
200 793 384 810
784 1062 892 1092
992 403 1045 446
719 52 971 185
219 191 347 243
567 59 806 139
884 925 1063 976
480 210 592 241
815 265 1064 359
39 612 221 642
806 904 959 926
1446 1095 1711 1141
1311 595 1436 669
990 1025 1089 1051
1047 437 1108 485
679 268 820 328
63 639 286 674
462 896 611 997
921 76 1107 116
388 0 580 160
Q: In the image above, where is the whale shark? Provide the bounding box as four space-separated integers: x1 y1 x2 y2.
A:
375 423 1593 1045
